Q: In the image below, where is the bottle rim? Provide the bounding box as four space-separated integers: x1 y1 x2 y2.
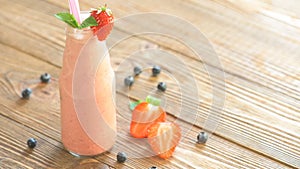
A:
65 11 94 35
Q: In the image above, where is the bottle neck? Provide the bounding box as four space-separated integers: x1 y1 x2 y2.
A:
65 26 94 41
62 26 108 69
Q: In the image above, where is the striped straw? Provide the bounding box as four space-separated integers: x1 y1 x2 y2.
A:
68 0 81 23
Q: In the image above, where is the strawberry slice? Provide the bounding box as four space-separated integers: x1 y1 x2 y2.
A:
90 5 114 41
147 122 181 159
130 102 166 138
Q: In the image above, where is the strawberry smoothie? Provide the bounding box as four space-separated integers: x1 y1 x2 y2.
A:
59 26 116 156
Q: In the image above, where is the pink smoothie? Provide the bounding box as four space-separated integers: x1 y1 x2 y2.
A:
59 27 116 156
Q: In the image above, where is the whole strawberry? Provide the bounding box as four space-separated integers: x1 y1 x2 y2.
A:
90 5 114 41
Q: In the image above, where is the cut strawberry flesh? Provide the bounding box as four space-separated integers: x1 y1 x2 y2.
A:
148 122 181 159
130 102 166 138
132 102 165 123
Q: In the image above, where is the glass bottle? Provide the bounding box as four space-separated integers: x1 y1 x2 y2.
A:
59 25 116 156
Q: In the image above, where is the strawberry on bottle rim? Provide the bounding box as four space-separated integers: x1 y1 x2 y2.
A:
90 4 114 41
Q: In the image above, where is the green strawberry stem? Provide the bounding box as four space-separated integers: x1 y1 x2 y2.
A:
129 95 161 111
146 95 161 106
129 100 143 111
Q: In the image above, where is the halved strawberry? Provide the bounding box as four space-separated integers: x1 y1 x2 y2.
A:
147 122 181 159
90 5 114 41
130 102 166 138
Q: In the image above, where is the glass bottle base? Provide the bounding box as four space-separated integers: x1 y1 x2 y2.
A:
67 150 106 158
64 143 113 158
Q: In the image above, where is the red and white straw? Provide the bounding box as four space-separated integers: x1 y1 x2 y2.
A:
68 0 81 23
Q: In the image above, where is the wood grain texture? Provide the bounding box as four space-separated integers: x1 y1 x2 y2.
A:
0 0 299 168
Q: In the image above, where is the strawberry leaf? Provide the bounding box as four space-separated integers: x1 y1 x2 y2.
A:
79 16 98 29
55 13 80 28
146 95 161 106
129 100 143 111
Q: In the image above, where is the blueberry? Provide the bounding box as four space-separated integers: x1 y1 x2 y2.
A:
40 73 51 83
117 152 127 163
149 167 158 169
134 66 142 76
124 76 134 86
157 82 167 92
197 131 208 144
21 88 32 99
152 65 161 76
27 138 37 148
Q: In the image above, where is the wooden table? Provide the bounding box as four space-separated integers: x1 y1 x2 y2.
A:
0 0 299 168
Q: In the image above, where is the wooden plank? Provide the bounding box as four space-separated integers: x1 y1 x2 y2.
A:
0 0 65 68
109 0 300 100
106 32 300 168
4 0 299 99
1 0 298 104
0 0 299 168
0 113 114 169
0 41 294 169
